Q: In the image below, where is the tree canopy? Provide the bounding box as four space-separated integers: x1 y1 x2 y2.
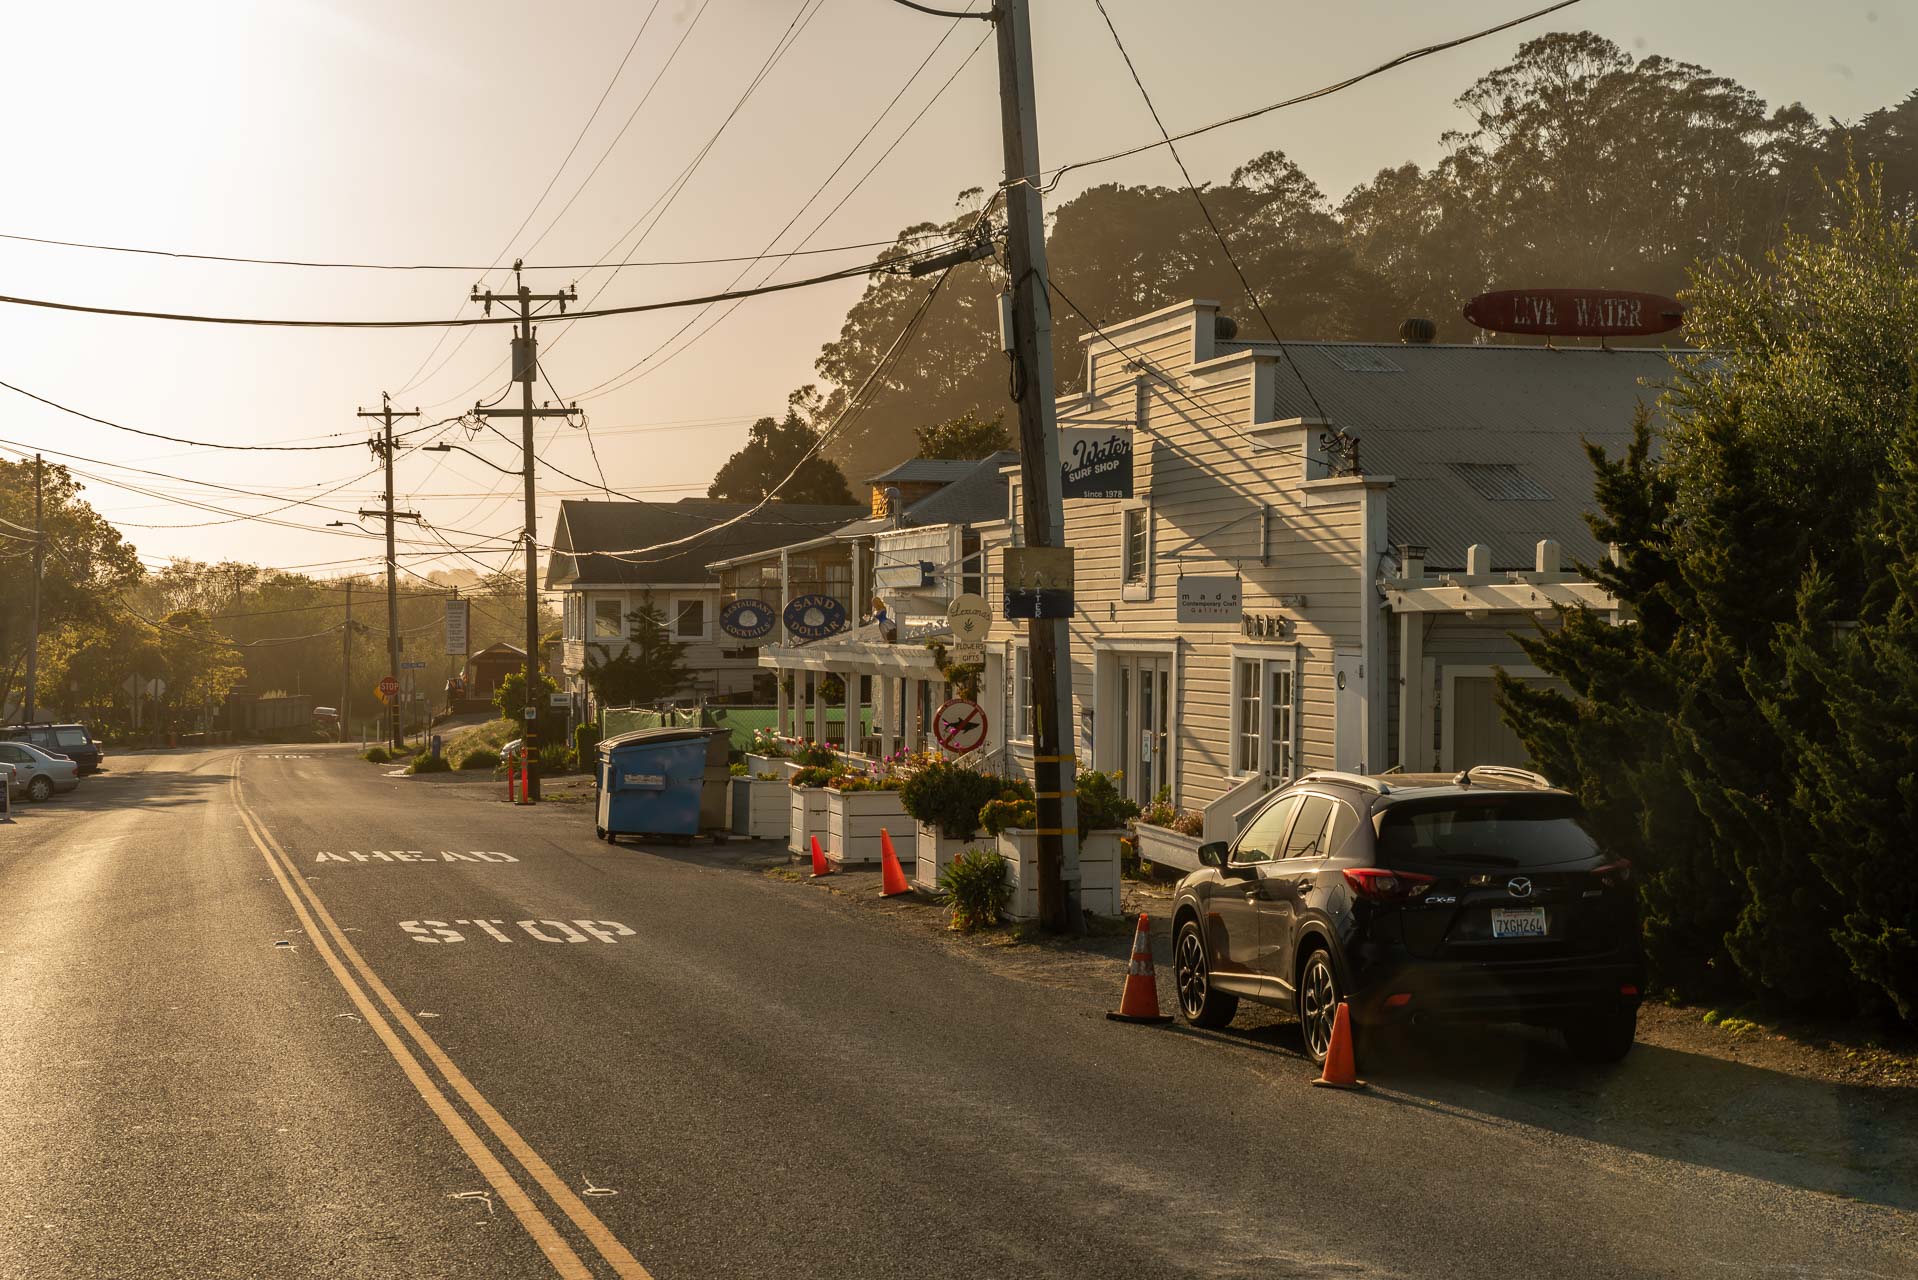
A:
915 411 1011 460
707 405 855 505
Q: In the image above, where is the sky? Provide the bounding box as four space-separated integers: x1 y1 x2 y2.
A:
2 0 1910 584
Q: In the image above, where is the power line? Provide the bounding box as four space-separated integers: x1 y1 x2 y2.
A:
1021 0 1584 193
0 239 965 330
573 12 995 402
0 375 460 452
1088 0 1327 422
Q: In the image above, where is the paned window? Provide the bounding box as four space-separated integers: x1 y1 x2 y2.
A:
1123 507 1148 584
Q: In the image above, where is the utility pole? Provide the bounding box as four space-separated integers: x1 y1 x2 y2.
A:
471 262 576 802
23 454 44 722
358 394 420 751
340 579 352 744
994 0 1079 930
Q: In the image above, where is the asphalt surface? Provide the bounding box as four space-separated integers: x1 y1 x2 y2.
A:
1 744 1913 1279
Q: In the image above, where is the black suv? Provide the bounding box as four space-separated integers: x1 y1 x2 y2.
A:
4 723 104 774
1169 767 1644 1065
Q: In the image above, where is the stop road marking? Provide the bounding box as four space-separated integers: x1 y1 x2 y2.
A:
315 850 519 864
400 919 635 944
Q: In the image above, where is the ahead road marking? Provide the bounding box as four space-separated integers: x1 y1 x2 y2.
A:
315 850 519 863
231 775 653 1280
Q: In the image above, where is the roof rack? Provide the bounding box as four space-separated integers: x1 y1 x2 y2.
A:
1456 764 1553 789
1296 770 1392 795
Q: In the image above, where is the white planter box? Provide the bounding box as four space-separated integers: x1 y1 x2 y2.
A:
1133 822 1204 873
994 827 1126 921
731 776 789 840
747 753 799 781
911 820 985 894
789 785 831 856
824 788 912 869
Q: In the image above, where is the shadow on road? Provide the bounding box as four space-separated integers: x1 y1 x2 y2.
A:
6 763 231 819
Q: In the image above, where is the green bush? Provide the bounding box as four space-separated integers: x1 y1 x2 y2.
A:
979 796 1036 835
729 761 749 777
939 847 1010 931
537 742 571 775
900 761 1003 839
456 747 496 771
574 722 602 765
1074 769 1141 835
789 764 841 788
408 753 452 775
362 746 392 764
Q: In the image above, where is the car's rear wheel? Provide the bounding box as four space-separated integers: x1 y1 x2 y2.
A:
1297 946 1342 1065
1173 919 1237 1028
27 775 54 802
1563 1007 1638 1064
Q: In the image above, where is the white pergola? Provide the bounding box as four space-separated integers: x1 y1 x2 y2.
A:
762 630 950 760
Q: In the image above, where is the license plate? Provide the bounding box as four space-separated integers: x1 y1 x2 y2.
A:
1490 907 1547 939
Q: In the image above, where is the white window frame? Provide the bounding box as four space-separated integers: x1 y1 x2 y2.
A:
1119 498 1152 602
670 594 710 642
1229 644 1300 780
592 596 626 641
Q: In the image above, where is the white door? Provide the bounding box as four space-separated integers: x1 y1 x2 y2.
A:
1118 654 1173 807
1334 648 1363 772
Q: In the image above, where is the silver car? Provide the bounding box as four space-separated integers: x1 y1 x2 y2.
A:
0 740 81 802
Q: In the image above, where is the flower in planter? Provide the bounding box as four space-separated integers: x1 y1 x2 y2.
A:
979 796 1037 835
1136 784 1204 836
789 764 842 789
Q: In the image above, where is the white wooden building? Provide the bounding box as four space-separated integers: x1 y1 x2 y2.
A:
1041 298 1668 833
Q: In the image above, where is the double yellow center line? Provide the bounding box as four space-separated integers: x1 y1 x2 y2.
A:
232 775 651 1279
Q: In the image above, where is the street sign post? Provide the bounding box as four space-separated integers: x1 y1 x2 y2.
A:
932 697 988 756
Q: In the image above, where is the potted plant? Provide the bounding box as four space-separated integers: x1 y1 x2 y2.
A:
899 761 1006 894
821 769 909 869
1071 770 1140 917
744 727 796 780
732 769 789 840
980 787 1044 920
787 762 841 857
1131 786 1207 872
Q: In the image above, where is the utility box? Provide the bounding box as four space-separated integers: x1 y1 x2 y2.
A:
595 727 730 839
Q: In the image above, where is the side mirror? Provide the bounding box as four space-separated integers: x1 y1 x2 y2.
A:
1198 841 1229 869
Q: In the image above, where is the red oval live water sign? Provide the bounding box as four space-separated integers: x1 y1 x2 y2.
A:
1463 289 1684 337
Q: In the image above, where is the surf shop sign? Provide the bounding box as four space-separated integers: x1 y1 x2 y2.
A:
1463 289 1684 338
1059 427 1133 500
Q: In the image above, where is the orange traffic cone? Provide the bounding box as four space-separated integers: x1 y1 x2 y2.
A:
1106 913 1172 1024
1310 1001 1366 1090
809 834 833 879
878 828 911 897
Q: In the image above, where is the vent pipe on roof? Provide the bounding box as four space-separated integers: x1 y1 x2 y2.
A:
1214 315 1239 341
885 486 905 529
1398 317 1437 344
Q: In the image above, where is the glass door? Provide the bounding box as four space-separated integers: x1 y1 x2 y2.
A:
1120 654 1173 807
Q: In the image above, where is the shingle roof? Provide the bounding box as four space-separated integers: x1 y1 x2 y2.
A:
545 499 864 587
1235 341 1683 570
898 450 1016 527
866 457 986 486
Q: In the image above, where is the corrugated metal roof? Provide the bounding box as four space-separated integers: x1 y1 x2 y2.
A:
1243 341 1681 570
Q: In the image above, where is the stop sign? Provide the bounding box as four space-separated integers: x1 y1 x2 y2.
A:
377 675 399 701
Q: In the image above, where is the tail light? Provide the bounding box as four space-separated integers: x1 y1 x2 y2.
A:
1342 867 1436 902
1592 859 1634 887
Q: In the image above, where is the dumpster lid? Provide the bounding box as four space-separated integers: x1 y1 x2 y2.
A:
598 726 728 752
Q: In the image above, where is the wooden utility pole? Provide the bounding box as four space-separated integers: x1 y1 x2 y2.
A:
358 394 420 751
471 263 576 801
994 0 1080 929
339 580 352 744
23 454 44 722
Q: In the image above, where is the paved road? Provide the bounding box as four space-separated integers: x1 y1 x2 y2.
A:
2 745 1912 1279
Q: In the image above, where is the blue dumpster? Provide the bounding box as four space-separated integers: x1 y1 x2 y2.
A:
595 727 731 841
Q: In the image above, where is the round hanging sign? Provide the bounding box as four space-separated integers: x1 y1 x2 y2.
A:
932 697 988 755
720 598 776 641
782 593 848 642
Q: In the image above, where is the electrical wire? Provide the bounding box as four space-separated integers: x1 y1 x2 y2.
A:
1088 0 1327 422
0 243 962 329
1020 0 1583 193
572 13 995 402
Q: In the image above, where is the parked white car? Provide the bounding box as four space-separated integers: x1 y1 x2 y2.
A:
0 740 81 802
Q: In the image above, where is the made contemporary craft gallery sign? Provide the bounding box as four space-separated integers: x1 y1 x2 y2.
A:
1176 575 1243 624
1060 427 1133 500
1463 289 1684 338
782 594 848 642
